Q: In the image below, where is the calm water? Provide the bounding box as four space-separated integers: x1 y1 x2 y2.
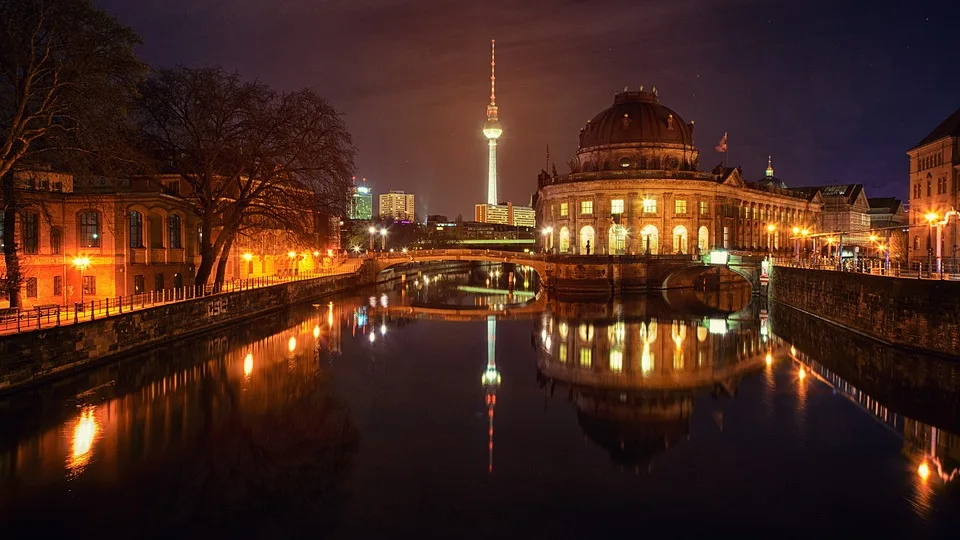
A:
1 264 959 539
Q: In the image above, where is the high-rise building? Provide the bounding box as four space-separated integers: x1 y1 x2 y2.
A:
379 190 415 220
349 185 373 220
482 39 501 206
474 202 536 228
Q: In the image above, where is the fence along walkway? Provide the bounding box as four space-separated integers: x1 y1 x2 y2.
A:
0 261 362 335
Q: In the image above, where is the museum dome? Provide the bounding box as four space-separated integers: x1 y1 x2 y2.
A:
578 88 695 150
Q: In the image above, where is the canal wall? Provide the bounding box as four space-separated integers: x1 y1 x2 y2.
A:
769 302 960 431
0 273 359 393
769 266 960 357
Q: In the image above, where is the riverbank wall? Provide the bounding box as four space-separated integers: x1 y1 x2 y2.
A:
769 265 960 357
0 272 360 393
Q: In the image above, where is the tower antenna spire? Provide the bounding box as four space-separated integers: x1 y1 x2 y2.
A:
766 155 774 177
489 39 496 106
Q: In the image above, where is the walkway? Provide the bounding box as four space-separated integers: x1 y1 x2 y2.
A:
0 260 363 335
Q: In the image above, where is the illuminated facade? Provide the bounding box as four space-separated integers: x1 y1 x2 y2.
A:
907 106 960 263
536 88 822 255
349 185 373 220
379 190 415 221
0 171 198 308
474 202 536 228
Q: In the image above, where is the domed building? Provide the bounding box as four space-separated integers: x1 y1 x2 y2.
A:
536 88 823 255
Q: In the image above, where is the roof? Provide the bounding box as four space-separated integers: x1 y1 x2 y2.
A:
867 197 902 214
578 90 694 149
792 184 862 203
914 106 960 148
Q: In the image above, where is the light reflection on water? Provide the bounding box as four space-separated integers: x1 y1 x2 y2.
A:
0 264 958 536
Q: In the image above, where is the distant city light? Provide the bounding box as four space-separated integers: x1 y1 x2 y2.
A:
288 336 297 352
244 353 253 377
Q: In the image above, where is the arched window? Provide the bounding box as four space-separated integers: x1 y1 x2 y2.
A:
78 211 100 248
559 227 570 253
640 225 659 255
579 225 595 254
673 225 688 254
168 215 182 249
129 211 144 248
608 225 626 255
697 226 709 253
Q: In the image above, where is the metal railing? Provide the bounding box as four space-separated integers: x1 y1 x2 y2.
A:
774 257 960 281
0 260 363 335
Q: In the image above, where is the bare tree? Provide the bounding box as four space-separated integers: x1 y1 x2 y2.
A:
137 67 355 288
0 0 144 307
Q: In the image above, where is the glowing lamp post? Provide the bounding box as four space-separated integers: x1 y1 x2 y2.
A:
925 212 938 275
368 226 376 252
380 228 387 251
541 226 553 254
766 224 776 259
72 257 91 303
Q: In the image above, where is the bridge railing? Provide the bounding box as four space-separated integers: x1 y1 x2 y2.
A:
774 259 960 281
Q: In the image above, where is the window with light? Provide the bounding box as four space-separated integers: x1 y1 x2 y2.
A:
580 200 593 215
611 199 624 214
559 202 569 217
675 199 687 215
642 198 657 214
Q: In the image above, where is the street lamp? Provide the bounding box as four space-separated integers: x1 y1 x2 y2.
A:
368 226 376 252
541 226 553 254
766 224 776 258
380 228 387 251
72 256 91 303
925 212 938 275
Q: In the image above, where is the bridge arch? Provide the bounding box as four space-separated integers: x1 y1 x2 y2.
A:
661 264 758 292
373 249 548 281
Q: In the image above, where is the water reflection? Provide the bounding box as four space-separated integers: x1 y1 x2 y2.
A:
1 264 959 536
534 296 774 468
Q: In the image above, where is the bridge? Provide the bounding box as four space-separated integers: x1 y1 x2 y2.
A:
373 293 547 322
368 249 765 294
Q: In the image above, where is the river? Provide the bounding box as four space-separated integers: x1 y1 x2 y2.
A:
1 263 958 538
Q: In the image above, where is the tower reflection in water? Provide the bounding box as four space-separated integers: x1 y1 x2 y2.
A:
534 297 775 469
482 315 501 473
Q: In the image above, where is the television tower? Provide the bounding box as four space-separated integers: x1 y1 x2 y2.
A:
482 39 502 206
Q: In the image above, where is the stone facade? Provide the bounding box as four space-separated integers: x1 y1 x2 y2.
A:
907 106 960 263
536 89 822 257
769 265 960 357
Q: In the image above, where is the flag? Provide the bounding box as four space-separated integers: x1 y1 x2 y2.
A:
714 132 728 153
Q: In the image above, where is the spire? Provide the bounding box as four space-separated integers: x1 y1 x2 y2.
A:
489 39 496 107
765 155 774 177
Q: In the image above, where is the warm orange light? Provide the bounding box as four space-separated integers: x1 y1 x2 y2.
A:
765 353 773 366
798 367 806 380
792 227 800 235
766 224 776 233
243 353 253 377
288 336 297 352
925 212 939 223
69 408 99 470
801 229 809 236
827 237 836 244
313 325 321 339
918 462 931 481
287 251 296 258
869 234 877 242
72 256 91 270
326 249 333 257
878 244 886 252
242 252 253 262
312 250 320 257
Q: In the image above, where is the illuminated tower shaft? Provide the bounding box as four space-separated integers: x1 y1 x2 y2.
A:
487 139 498 205
482 40 502 206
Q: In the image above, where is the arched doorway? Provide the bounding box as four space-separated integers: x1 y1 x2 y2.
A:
579 225 595 254
608 225 627 255
697 226 709 254
559 227 570 253
673 225 688 254
640 225 659 255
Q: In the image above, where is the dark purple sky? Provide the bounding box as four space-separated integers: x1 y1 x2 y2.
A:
96 0 959 218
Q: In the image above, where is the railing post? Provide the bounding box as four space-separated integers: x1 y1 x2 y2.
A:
56 307 61 327
74 305 78 325
91 300 95 321
106 297 110 316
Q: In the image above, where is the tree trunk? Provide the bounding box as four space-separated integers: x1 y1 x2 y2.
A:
194 219 217 287
1 172 22 308
213 233 235 293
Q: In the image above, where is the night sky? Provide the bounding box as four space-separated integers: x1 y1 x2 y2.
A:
96 0 960 219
